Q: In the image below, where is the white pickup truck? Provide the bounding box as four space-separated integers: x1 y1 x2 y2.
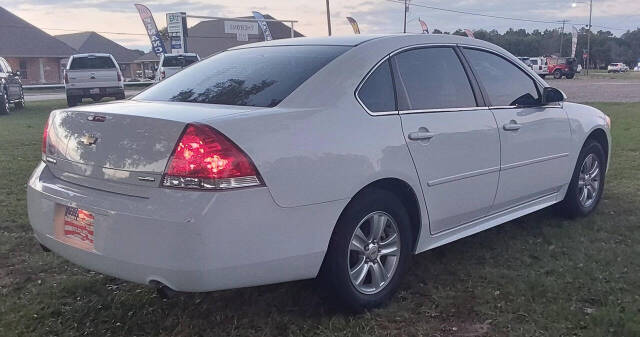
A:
64 53 124 107
156 53 200 82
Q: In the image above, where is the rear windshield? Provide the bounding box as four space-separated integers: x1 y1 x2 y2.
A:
162 55 199 67
135 45 350 107
69 56 116 70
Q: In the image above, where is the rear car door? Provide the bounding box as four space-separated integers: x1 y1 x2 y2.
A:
391 46 500 234
462 47 572 212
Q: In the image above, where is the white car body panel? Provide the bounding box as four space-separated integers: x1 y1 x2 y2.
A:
28 34 611 292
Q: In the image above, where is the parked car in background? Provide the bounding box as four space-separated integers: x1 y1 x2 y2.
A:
607 63 629 73
30 34 611 311
156 53 200 82
0 56 25 114
547 56 578 79
64 53 124 107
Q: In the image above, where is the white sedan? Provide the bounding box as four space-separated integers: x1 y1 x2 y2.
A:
29 34 611 311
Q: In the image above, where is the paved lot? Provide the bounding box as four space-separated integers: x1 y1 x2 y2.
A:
547 78 640 103
25 89 144 102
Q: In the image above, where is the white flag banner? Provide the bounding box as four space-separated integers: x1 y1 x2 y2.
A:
571 26 579 58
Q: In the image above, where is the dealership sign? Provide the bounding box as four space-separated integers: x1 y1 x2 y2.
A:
167 12 187 53
224 21 258 41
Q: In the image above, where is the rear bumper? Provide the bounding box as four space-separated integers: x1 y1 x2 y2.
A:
66 87 124 97
27 162 346 292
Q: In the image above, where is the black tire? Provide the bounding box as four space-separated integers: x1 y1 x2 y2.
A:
0 90 9 115
67 95 79 107
91 96 102 102
321 188 413 312
557 140 606 218
540 74 546 79
115 93 126 100
553 70 563 79
565 72 575 79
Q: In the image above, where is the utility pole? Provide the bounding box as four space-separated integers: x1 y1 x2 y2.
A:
586 0 593 75
559 22 565 56
403 0 408 33
326 0 332 36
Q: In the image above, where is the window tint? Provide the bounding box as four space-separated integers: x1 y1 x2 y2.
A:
162 55 199 67
69 56 116 70
393 47 476 110
530 59 538 65
358 60 396 112
464 49 540 106
136 45 349 108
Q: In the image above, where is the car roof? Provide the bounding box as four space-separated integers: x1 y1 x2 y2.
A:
71 53 114 58
163 53 198 57
231 34 504 52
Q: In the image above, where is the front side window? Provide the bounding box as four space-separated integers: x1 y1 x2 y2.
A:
69 56 116 70
357 59 396 112
136 45 349 108
464 48 540 107
392 47 477 111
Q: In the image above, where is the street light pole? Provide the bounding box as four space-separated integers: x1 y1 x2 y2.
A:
586 0 592 76
403 0 408 33
559 20 567 57
326 0 332 36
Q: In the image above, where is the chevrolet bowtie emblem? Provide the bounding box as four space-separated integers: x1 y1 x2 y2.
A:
80 134 98 146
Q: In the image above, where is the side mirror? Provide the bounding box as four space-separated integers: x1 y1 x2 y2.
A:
543 87 565 104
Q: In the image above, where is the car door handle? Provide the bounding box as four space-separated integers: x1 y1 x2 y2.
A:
408 131 436 141
503 121 521 131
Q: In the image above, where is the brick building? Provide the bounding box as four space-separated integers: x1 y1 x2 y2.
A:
56 32 144 80
0 6 76 84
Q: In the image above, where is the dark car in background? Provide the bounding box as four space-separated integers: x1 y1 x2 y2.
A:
0 56 25 114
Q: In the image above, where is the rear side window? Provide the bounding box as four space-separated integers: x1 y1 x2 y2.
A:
162 56 199 67
69 56 116 70
463 48 540 106
136 45 349 108
357 60 396 112
393 47 476 111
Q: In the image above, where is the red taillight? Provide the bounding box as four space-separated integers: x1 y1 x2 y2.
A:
42 117 49 154
162 124 262 190
117 72 122 82
161 70 165 79
64 72 69 84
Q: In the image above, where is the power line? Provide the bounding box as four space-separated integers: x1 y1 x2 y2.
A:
389 0 635 31
387 0 566 24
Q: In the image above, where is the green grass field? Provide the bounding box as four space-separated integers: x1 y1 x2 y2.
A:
1 100 639 336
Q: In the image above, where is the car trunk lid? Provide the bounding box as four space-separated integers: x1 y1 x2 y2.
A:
44 100 261 196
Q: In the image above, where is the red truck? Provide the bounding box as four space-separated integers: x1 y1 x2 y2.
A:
547 56 578 79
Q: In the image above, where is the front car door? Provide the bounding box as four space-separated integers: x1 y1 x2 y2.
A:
1 59 20 101
391 46 501 234
462 47 572 212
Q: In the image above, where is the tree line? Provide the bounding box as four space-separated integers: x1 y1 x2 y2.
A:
430 27 640 69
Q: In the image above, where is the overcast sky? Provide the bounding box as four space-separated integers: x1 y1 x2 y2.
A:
3 0 639 52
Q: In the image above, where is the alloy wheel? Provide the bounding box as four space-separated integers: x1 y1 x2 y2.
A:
348 211 401 294
578 153 601 208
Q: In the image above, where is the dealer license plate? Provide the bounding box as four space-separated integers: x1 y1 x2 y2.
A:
89 88 100 94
